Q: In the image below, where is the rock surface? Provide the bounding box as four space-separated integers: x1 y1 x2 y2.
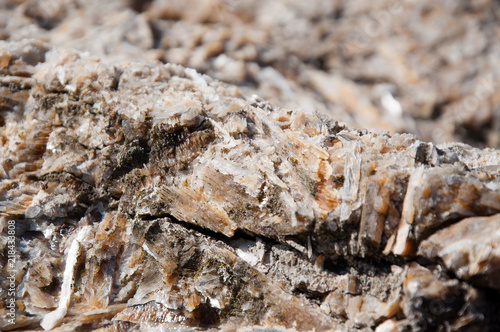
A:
1 1 500 331
0 39 500 331
1 0 500 148
419 214 500 290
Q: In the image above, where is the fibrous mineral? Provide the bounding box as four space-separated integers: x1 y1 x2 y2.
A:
1 40 500 331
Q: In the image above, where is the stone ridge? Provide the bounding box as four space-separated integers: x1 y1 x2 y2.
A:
1 41 500 331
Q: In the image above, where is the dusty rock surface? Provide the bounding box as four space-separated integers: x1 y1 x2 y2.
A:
1 1 500 331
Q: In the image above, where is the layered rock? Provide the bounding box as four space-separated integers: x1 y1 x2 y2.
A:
1 40 500 331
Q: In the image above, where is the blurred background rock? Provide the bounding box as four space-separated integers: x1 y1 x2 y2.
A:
2 0 500 148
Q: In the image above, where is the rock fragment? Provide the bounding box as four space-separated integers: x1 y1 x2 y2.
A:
419 214 500 290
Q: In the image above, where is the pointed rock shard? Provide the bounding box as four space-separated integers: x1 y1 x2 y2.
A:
385 167 425 256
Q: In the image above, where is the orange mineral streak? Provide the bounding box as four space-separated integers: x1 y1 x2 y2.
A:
314 181 338 217
314 160 339 216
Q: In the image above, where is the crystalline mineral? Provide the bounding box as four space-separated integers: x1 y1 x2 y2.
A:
419 214 500 290
0 38 500 331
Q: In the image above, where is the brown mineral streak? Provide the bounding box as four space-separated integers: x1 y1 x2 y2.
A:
1 38 500 331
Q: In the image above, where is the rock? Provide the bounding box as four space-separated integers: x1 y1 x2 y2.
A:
1 40 500 331
419 214 500 290
1 2 500 331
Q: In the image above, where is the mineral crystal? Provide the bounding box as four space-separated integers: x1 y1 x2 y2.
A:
1 38 500 331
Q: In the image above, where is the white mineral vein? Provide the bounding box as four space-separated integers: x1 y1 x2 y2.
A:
41 227 89 330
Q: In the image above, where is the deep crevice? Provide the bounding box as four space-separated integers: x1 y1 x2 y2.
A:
139 212 282 250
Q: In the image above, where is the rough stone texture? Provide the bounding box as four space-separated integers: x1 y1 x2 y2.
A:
1 0 500 148
419 214 500 290
0 39 500 331
1 1 500 331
